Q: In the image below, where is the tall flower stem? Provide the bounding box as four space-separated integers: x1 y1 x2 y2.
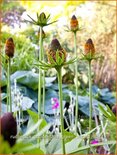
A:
88 60 92 143
42 45 45 117
42 71 45 117
38 26 43 119
7 58 12 112
57 67 66 154
42 38 45 117
74 32 78 134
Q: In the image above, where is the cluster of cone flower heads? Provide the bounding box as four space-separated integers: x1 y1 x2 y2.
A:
2 13 106 153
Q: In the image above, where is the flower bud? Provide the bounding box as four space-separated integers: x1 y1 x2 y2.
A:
84 38 95 55
5 38 15 58
40 12 46 24
70 15 79 32
0 112 17 147
47 38 66 64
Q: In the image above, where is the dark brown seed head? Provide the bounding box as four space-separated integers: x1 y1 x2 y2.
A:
5 37 15 58
49 39 62 51
1 112 17 147
84 38 95 55
71 15 77 20
47 38 66 64
70 15 79 31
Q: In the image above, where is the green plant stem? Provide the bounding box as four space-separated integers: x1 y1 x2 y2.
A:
57 67 66 154
88 60 92 144
74 32 78 134
42 43 45 117
7 58 12 112
38 26 43 119
43 70 45 117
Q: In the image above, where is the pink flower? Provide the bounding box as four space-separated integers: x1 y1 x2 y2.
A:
52 97 59 103
91 139 99 144
51 97 59 109
52 102 59 109
91 140 108 154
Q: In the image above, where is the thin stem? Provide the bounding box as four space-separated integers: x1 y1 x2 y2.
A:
38 26 43 119
74 32 78 134
7 58 12 112
42 43 45 117
7 65 9 112
88 60 92 144
43 70 45 117
57 67 66 154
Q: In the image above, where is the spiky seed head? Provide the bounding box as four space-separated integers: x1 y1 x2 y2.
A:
70 15 79 31
84 38 95 55
1 112 17 147
47 38 66 64
5 37 15 58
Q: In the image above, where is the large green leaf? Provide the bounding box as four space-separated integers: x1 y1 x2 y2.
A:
46 134 61 154
54 127 97 154
10 71 56 90
46 130 76 154
23 119 43 137
55 136 83 154
1 96 34 114
70 140 116 154
12 142 44 154
0 136 44 154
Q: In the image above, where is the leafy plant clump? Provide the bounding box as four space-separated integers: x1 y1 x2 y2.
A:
1 3 116 155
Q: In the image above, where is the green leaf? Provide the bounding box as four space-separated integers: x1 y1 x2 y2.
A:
28 123 51 143
54 127 97 153
70 140 116 154
98 104 116 122
11 71 56 90
27 109 38 123
0 137 11 154
55 136 83 154
21 119 42 138
12 142 44 154
63 130 76 143
46 134 61 154
106 105 116 121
